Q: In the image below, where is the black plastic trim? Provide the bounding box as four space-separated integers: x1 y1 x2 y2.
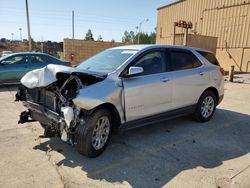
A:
122 105 196 130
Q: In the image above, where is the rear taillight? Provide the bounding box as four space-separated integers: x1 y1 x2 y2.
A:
219 67 225 75
67 63 72 67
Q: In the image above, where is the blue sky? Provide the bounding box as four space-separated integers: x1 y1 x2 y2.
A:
0 0 175 42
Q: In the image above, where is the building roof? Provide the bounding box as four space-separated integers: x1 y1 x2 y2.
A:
157 0 186 10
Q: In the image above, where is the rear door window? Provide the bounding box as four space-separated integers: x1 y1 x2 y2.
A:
197 51 220 66
169 50 202 71
30 55 52 64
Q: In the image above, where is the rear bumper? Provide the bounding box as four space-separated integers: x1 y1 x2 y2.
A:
24 101 60 125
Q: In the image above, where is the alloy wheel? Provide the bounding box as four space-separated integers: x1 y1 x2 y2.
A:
91 116 110 150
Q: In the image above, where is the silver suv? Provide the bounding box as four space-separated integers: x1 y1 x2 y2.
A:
16 45 224 157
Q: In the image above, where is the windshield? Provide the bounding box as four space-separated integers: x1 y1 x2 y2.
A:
77 49 137 74
0 55 11 61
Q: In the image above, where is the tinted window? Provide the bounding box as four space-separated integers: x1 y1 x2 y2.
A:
170 50 202 71
30 55 51 64
198 51 220 66
133 51 167 76
1 55 28 65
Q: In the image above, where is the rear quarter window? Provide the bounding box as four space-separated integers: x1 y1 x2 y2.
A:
198 51 220 66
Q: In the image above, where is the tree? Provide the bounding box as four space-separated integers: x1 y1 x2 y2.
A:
111 38 115 42
122 30 156 44
122 30 136 44
30 37 37 50
84 29 94 41
97 35 103 42
150 32 156 44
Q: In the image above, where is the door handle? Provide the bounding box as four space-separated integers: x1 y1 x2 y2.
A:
161 78 170 82
199 71 204 76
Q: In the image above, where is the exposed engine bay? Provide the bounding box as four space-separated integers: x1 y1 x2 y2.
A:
16 70 105 144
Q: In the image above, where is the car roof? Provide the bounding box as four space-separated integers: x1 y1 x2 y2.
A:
111 44 213 53
8 52 50 56
0 52 59 61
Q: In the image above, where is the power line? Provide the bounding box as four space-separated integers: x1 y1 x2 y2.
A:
1 7 138 22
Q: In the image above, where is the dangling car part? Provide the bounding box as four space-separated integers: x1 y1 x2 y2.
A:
16 45 224 158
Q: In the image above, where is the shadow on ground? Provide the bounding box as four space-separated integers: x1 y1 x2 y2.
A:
0 85 19 92
33 109 250 187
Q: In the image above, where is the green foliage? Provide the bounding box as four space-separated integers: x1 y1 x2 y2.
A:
122 30 136 44
97 35 103 42
31 37 36 49
84 29 94 41
122 30 156 44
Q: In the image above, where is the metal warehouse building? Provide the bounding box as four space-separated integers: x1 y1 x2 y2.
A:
157 0 250 72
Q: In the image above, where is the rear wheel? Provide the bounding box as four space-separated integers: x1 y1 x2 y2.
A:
76 109 112 158
193 90 217 122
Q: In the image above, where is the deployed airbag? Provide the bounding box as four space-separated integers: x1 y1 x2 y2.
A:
21 64 77 88
61 106 74 127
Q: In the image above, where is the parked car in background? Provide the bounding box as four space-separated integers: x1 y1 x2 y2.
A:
0 52 71 84
16 45 224 157
1 51 13 57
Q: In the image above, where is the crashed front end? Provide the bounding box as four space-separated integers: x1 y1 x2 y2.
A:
16 64 105 144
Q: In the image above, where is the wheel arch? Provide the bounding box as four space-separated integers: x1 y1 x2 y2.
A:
202 87 219 105
84 103 122 133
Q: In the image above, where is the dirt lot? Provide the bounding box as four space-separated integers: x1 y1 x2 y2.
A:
0 75 250 188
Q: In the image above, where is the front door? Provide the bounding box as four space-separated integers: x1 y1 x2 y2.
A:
0 55 29 84
122 49 173 122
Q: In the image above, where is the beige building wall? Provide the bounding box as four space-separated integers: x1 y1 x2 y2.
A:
157 0 250 72
63 39 125 65
216 48 250 72
175 34 218 53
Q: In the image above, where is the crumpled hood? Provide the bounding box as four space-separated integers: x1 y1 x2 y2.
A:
21 64 80 88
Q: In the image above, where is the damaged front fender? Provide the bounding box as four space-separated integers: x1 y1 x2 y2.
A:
73 79 125 124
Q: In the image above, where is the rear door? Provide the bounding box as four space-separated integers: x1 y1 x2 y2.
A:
122 48 173 122
169 49 209 109
0 54 29 83
28 54 52 70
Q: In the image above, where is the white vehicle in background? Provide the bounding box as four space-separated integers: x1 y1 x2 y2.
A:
16 45 224 157
1 51 13 57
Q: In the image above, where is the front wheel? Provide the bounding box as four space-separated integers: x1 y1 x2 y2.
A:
193 90 217 122
76 109 112 158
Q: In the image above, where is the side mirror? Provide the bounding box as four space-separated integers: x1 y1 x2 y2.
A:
127 66 144 77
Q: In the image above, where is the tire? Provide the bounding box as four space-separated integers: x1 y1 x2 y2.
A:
40 123 56 138
76 109 112 158
193 90 217 122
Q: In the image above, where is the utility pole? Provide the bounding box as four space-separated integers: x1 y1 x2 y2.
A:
25 0 32 51
72 10 75 39
41 36 44 53
19 28 22 41
137 19 149 44
173 23 176 45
